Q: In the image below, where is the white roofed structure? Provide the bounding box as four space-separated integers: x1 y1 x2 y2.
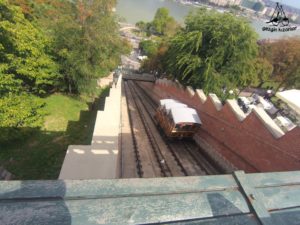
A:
159 98 202 125
156 99 202 138
276 89 300 115
164 102 187 113
160 99 178 106
170 107 202 124
160 99 187 113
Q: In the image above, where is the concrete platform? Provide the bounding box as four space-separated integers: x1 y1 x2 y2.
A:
59 76 122 180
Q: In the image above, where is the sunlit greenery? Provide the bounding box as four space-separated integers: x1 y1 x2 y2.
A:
0 0 126 142
142 8 300 97
260 38 300 91
136 7 179 37
0 0 126 178
139 40 158 57
0 88 109 179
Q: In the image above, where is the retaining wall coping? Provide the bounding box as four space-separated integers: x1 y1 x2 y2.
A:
186 86 195 97
253 107 285 139
226 99 247 121
195 89 207 103
209 93 223 111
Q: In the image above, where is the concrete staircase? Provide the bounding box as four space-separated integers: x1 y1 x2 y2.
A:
59 76 122 179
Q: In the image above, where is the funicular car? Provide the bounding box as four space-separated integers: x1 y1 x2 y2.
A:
154 99 202 139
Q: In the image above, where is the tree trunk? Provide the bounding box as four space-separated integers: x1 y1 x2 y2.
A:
68 82 72 94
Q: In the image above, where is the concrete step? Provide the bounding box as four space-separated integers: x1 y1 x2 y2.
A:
59 143 119 180
59 76 122 180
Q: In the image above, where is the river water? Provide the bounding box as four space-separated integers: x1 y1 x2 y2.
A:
116 0 300 39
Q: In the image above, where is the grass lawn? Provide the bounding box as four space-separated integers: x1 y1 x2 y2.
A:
0 88 109 180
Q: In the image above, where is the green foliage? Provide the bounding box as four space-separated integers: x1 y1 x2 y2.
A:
0 93 44 127
136 8 179 37
163 16 180 37
136 21 147 31
253 57 273 87
164 8 258 96
0 0 124 179
152 7 179 36
0 0 60 95
139 40 158 57
47 0 129 94
152 7 170 35
5 0 128 95
141 42 169 75
0 0 126 143
0 93 45 143
0 0 56 143
0 90 109 179
0 73 22 96
260 38 300 90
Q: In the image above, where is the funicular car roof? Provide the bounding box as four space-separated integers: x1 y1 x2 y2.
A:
160 99 201 124
159 99 178 106
160 99 187 113
171 107 202 124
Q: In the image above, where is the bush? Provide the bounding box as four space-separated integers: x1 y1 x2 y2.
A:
0 93 45 143
139 40 158 57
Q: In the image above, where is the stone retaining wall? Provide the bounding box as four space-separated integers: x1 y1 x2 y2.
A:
140 79 300 172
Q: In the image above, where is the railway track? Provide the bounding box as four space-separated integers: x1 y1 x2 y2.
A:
128 81 188 177
124 82 143 178
125 81 186 177
128 81 172 177
133 81 224 175
125 81 161 177
123 79 222 177
183 141 220 174
133 82 211 175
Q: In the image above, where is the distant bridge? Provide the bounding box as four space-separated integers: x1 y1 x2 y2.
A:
120 26 137 31
118 22 137 31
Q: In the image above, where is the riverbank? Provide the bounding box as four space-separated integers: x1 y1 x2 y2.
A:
116 0 300 39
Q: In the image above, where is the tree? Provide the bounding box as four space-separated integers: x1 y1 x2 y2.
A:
164 16 180 37
151 7 179 36
136 8 179 37
141 42 169 75
152 7 169 34
136 21 147 31
0 0 60 95
7 0 129 94
261 38 300 91
0 0 128 143
8 0 32 18
0 0 47 142
49 0 129 94
164 8 258 96
0 92 44 143
139 40 158 57
253 57 273 88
